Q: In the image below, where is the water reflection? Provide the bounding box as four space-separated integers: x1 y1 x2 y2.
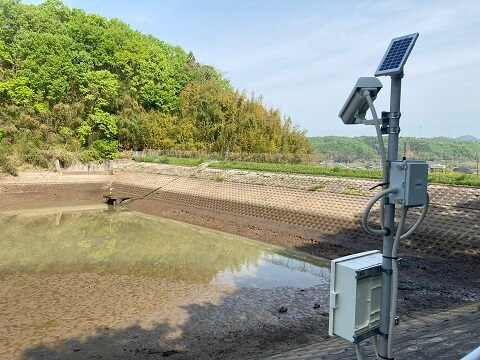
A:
0 204 328 287
215 255 330 289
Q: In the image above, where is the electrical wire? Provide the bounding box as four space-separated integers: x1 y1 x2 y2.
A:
387 207 407 358
355 343 364 360
364 91 387 170
387 195 429 356
373 335 380 360
355 91 430 360
361 186 428 357
400 193 429 240
361 191 429 357
362 187 397 236
364 91 388 228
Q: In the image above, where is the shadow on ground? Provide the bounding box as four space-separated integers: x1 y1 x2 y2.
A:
20 291 328 360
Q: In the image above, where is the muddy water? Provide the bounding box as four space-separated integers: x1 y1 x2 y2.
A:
0 204 329 359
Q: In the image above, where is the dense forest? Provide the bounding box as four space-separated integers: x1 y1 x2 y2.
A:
308 136 480 164
0 0 309 173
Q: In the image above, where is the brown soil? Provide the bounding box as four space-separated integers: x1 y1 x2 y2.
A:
0 175 478 360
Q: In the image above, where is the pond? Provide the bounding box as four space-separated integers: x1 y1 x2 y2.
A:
0 203 330 359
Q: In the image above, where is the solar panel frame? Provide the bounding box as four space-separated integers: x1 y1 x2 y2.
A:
374 33 419 76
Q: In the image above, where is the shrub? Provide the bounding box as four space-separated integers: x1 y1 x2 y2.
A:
92 139 118 160
22 151 49 168
133 155 203 166
79 148 102 163
0 154 18 176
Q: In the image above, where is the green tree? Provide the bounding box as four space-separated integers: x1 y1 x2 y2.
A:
0 0 25 45
0 77 34 105
80 70 119 112
78 110 118 159
0 0 309 171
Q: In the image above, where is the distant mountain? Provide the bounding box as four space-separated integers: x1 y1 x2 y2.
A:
456 135 480 141
308 136 480 162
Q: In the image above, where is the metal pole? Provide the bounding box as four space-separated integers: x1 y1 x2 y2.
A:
476 152 478 176
378 73 402 358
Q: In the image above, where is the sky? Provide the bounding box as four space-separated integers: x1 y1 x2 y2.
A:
23 0 480 138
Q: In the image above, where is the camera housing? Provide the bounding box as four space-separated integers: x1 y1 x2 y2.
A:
338 77 383 124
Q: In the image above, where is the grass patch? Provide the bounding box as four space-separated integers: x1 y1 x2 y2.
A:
209 160 480 186
209 161 383 179
133 155 204 167
428 170 480 187
308 183 326 191
132 157 480 187
212 175 224 182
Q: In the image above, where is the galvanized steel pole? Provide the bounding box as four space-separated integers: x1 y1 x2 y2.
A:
378 73 402 358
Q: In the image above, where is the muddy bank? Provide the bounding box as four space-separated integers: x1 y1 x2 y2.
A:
128 197 479 321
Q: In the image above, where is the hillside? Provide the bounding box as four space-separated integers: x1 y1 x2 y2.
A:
0 0 309 174
457 135 480 142
308 136 480 163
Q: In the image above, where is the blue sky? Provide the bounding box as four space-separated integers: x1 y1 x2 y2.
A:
23 0 480 138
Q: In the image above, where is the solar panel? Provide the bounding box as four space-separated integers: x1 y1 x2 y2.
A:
374 33 419 76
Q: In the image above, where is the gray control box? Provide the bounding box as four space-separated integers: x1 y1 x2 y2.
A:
389 160 428 207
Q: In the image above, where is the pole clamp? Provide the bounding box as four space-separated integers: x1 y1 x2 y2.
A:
382 257 403 269
382 111 401 119
381 111 402 134
388 126 401 135
376 318 401 336
381 267 393 275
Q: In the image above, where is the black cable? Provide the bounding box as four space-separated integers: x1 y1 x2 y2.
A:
378 354 394 360
369 182 389 191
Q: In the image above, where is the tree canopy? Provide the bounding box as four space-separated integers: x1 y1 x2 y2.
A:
0 0 309 172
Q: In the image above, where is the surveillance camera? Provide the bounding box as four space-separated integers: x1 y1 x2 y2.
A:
339 77 383 124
